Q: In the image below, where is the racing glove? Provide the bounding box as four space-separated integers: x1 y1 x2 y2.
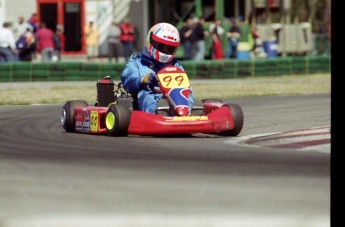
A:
141 72 157 85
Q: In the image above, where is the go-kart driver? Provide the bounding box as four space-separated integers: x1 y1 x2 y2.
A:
121 22 194 113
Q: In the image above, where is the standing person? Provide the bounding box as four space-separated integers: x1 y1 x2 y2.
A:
251 25 266 58
226 19 241 59
27 13 39 33
121 22 194 114
211 22 224 59
0 22 17 63
53 26 65 61
179 18 194 60
208 19 224 59
107 22 121 63
27 13 39 60
35 22 55 63
12 16 33 41
84 21 99 62
16 27 36 62
120 18 134 62
192 17 208 61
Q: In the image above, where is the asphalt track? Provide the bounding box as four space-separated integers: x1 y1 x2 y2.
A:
0 94 330 227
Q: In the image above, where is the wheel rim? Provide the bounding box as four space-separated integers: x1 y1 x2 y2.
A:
61 109 66 125
106 112 115 130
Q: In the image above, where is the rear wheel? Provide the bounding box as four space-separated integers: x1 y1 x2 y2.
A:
61 100 88 132
105 104 131 136
219 103 244 136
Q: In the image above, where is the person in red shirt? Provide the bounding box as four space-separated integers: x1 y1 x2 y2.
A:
27 13 39 33
211 22 224 59
120 18 134 61
35 22 54 62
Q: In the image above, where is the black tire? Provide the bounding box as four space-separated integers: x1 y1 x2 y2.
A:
105 104 131 136
61 100 88 132
191 99 204 116
219 103 244 136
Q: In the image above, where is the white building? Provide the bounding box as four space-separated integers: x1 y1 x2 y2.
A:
0 0 147 55
0 0 36 26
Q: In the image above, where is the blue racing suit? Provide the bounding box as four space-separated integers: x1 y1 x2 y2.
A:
121 48 194 113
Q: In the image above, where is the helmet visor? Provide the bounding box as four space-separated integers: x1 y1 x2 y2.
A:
150 35 178 55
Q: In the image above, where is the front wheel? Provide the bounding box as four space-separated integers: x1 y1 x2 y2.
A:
219 103 244 136
61 100 88 132
105 104 131 136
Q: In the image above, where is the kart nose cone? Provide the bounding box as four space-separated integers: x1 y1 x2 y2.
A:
175 106 189 116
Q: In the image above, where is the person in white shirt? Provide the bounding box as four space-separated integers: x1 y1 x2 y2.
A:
107 22 121 63
0 22 17 63
208 19 225 59
208 19 225 37
13 16 33 40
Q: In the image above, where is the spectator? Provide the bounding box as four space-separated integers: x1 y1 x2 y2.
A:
179 18 194 60
12 16 33 41
326 18 331 55
107 21 121 63
16 27 36 62
225 19 241 59
35 22 55 63
208 19 224 59
84 21 99 62
53 26 65 61
209 19 225 38
120 18 134 62
212 22 224 59
251 26 266 58
192 17 208 61
0 22 17 63
27 13 39 33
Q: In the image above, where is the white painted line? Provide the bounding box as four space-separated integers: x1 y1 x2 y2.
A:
252 134 330 146
224 128 330 153
224 132 279 148
5 214 330 227
273 127 330 137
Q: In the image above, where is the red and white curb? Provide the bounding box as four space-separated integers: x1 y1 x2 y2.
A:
226 126 331 153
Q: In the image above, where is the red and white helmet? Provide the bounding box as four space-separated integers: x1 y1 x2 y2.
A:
146 22 180 63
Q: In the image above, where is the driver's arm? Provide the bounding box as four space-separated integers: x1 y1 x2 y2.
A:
121 57 147 94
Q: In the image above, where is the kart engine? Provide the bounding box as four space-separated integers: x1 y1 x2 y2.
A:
96 76 134 111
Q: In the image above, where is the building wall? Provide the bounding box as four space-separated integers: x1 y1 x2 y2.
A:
86 0 147 56
0 0 5 25
2 0 36 25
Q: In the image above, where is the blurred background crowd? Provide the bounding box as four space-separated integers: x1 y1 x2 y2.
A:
0 0 331 64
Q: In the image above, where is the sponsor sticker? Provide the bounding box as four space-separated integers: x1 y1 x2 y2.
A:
165 116 208 122
90 111 98 132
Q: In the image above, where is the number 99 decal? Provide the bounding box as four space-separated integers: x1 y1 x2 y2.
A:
157 73 190 88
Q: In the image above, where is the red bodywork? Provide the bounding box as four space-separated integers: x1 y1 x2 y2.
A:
74 106 108 134
72 103 235 135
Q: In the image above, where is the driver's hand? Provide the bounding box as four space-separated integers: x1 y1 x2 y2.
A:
141 72 157 85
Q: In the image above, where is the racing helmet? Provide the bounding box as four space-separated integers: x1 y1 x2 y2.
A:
146 22 180 63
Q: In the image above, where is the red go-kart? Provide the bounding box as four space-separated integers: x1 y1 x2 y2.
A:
61 66 244 136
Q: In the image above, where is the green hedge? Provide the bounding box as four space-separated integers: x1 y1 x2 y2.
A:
0 56 330 82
